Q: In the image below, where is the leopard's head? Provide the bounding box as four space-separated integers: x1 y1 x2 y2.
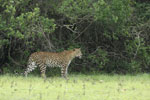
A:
74 48 82 59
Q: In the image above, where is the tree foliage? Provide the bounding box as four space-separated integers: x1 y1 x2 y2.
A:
0 0 150 74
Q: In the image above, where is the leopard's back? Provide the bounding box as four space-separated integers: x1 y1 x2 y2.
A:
29 52 68 67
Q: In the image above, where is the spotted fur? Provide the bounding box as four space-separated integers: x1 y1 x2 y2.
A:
24 48 82 78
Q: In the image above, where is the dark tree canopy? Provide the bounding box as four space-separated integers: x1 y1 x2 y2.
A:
0 0 150 74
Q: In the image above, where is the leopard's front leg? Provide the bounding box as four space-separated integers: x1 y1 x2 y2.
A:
39 63 47 78
61 65 68 78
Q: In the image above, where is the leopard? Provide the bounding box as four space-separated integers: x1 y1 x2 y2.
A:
24 48 82 78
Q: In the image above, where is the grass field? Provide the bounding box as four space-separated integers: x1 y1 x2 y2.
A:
0 73 150 100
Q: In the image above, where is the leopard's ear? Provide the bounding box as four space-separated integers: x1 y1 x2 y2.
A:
73 48 80 51
73 48 76 51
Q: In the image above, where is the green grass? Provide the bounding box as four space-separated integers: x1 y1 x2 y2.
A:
0 73 150 100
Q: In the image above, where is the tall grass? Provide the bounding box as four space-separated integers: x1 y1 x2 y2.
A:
0 74 150 100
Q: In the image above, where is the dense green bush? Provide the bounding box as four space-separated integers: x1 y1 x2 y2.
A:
0 0 56 73
0 0 150 74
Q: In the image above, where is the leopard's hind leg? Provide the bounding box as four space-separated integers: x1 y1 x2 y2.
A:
24 61 37 77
